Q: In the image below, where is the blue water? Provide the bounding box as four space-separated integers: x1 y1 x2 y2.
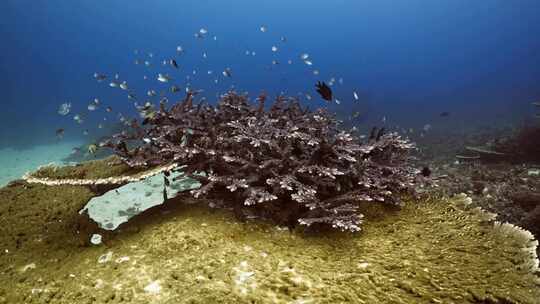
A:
1 0 540 149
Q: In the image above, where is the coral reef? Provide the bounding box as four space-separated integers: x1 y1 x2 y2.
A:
102 92 418 231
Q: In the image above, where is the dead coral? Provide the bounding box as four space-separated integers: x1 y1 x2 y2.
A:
103 92 418 231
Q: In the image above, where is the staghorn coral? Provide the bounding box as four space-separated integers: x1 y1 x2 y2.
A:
102 92 418 231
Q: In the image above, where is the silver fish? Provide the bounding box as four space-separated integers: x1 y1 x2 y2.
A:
119 81 128 90
157 73 171 82
222 68 232 77
58 102 71 116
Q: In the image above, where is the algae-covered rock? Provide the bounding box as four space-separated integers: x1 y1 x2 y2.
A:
0 169 539 304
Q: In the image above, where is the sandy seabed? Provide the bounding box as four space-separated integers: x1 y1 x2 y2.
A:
0 141 81 187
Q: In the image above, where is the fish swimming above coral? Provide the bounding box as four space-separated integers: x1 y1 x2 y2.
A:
315 81 333 101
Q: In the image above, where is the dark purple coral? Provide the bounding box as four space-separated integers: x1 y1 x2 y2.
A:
103 92 418 232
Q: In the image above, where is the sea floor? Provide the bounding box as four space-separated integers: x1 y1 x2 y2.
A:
0 156 539 303
0 141 82 187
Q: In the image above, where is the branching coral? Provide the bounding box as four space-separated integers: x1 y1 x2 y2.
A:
102 92 418 231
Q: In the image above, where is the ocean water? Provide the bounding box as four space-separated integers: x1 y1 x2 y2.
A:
1 1 540 302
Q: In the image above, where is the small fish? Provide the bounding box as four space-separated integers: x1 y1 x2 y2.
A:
280 36 287 42
106 106 112 112
93 98 100 105
170 59 178 69
148 52 154 58
260 25 267 32
194 32 204 39
271 46 278 52
70 147 81 155
202 52 207 59
335 99 341 105
88 144 98 155
114 73 120 80
421 166 431 177
207 70 213 75
73 114 84 124
352 111 361 118
119 81 129 90
87 103 97 111
213 36 217 41
315 81 332 101
170 85 180 93
287 59 293 65
55 128 64 139
300 53 309 60
382 116 387 123
57 102 71 116
176 46 184 54
353 91 359 100
305 93 312 100
423 124 432 132
272 60 279 65
143 75 148 80
312 70 319 75
147 89 157 97
304 60 313 66
222 68 232 77
98 123 103 129
128 93 137 100
144 61 151 67
93 73 107 82
109 81 120 88
157 73 171 82
251 51 256 56
134 59 141 65
439 112 450 117
83 129 89 135
199 28 208 35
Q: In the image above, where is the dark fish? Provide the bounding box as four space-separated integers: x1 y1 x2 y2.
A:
170 59 178 69
55 128 65 139
439 112 450 117
421 166 431 177
315 81 332 101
